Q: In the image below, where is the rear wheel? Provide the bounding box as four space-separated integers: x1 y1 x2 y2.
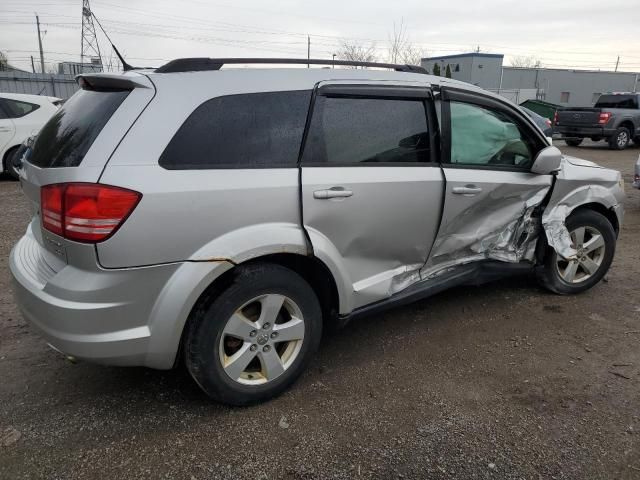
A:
564 138 583 147
184 263 322 406
608 127 630 150
539 210 616 295
3 147 20 180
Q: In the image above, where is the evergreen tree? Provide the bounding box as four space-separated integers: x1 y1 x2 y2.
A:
445 64 452 78
432 63 441 76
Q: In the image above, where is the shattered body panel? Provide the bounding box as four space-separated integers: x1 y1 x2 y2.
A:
541 156 624 260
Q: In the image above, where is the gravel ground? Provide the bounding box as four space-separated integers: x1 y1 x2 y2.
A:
1 141 639 480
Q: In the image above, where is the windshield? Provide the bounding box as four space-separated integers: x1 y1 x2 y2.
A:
594 95 638 109
29 88 130 168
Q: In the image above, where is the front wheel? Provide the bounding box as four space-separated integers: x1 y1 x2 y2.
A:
184 263 322 406
539 210 616 295
564 138 583 147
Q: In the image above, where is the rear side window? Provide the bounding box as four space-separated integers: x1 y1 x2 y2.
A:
29 89 129 168
160 90 311 169
301 96 430 165
595 95 638 109
1 99 39 118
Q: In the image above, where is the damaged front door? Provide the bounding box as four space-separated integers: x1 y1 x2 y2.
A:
425 88 553 274
301 82 444 310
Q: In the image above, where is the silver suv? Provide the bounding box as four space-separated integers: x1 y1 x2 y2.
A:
10 58 624 405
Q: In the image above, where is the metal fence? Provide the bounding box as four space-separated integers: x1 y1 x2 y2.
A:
0 72 79 99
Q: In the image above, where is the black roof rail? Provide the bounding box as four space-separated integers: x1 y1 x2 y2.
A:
154 57 428 74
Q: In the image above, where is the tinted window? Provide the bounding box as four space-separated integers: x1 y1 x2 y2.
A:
595 94 638 109
29 89 129 168
1 99 39 118
160 90 311 169
302 96 429 164
449 101 533 168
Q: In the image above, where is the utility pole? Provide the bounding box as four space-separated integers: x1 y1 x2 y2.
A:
615 55 620 72
36 14 45 73
30 56 36 73
307 35 310 68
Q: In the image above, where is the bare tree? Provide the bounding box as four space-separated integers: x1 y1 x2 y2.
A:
387 20 427 65
510 55 542 68
336 41 378 66
0 51 8 71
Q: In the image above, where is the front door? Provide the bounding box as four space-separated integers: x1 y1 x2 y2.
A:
301 82 444 311
425 88 553 272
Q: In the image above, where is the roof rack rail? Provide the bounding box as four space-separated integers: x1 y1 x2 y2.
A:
154 57 428 74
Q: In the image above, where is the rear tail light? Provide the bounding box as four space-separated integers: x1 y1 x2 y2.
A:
553 111 559 126
598 112 612 124
41 183 141 243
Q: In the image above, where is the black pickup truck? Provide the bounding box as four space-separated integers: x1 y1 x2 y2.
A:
555 93 640 150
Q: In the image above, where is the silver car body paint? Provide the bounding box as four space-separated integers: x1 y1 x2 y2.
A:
9 67 625 369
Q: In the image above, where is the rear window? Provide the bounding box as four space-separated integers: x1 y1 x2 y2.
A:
159 90 311 169
29 89 129 168
594 95 638 109
1 99 40 118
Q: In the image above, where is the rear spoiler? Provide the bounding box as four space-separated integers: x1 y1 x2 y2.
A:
75 73 150 91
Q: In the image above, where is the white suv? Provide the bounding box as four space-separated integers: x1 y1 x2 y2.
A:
0 92 61 178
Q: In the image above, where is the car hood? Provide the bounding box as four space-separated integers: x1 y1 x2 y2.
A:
565 156 603 169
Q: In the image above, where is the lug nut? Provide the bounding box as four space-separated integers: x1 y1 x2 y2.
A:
249 330 257 337
263 345 271 352
250 345 257 351
271 332 278 339
263 322 271 330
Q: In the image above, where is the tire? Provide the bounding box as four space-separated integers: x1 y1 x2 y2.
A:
3 147 20 180
184 263 322 406
564 138 583 147
634 136 640 147
538 209 616 295
608 127 630 150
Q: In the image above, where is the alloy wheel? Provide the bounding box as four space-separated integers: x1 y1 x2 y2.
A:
555 226 606 284
219 294 305 385
617 131 629 148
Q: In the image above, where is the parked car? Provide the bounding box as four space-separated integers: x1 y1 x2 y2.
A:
634 154 640 189
522 106 553 137
555 93 640 150
10 59 624 405
0 93 61 178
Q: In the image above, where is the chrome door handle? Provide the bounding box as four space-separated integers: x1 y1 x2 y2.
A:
452 185 482 195
313 187 354 199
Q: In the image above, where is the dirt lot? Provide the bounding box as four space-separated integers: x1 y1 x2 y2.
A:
1 141 639 480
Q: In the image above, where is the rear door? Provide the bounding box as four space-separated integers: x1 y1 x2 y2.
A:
425 87 553 272
0 100 16 159
301 82 444 310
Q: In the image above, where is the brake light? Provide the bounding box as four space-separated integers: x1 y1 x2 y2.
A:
598 112 612 124
553 111 559 126
41 183 141 243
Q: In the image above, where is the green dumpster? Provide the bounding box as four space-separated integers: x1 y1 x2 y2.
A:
519 99 561 122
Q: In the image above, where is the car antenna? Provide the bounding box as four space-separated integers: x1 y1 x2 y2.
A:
90 9 136 71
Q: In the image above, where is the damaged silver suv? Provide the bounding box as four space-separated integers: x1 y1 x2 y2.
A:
10 58 624 405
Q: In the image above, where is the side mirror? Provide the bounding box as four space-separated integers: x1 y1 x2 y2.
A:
531 145 562 175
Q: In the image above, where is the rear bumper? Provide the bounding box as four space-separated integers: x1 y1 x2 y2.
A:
9 229 183 368
555 126 615 138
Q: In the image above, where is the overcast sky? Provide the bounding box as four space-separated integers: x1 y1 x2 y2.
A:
2 0 639 73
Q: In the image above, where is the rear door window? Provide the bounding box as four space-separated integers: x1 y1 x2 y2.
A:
159 90 311 169
29 89 130 168
301 96 430 165
1 99 39 118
